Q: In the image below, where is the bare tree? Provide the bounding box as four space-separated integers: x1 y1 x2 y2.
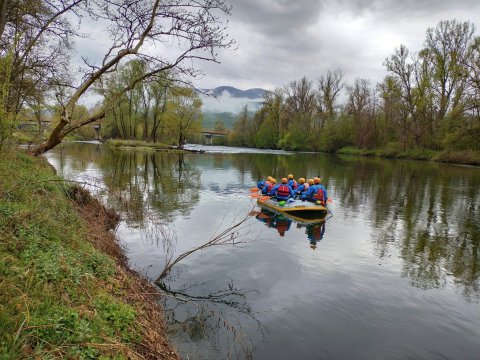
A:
1 0 80 116
317 69 343 126
31 0 233 155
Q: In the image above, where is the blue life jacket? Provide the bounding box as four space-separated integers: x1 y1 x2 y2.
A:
288 179 298 190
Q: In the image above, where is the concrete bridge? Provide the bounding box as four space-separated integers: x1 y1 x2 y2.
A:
200 129 229 145
17 120 102 140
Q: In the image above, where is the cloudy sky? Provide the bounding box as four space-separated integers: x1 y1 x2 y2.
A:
192 0 480 91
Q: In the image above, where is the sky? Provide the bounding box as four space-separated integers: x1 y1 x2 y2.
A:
72 0 480 109
192 0 480 91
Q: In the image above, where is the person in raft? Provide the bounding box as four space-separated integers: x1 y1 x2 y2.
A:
261 177 276 195
287 174 298 190
257 176 272 191
301 177 328 205
314 177 328 202
269 177 295 201
295 177 310 196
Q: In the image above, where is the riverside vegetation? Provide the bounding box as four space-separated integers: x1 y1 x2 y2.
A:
0 147 179 359
226 20 480 165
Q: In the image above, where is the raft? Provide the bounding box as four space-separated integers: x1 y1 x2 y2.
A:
257 197 328 221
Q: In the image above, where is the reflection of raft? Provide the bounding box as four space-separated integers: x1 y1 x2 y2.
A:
257 198 328 222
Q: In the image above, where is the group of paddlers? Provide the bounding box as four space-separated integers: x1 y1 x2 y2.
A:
257 174 328 205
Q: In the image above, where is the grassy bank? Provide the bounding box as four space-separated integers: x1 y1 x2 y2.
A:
106 139 183 152
337 146 480 166
0 147 178 359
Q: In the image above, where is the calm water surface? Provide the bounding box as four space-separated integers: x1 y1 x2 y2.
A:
47 142 480 359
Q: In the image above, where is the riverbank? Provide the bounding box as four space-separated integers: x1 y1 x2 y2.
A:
107 139 205 153
336 146 480 166
0 147 179 359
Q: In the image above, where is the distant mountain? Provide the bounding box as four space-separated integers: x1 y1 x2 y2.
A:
202 112 237 130
199 86 267 129
202 86 267 99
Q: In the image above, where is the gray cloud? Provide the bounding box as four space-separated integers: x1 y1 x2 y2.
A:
70 0 480 99
195 0 480 91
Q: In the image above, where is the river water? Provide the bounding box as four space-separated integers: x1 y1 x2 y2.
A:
46 142 480 359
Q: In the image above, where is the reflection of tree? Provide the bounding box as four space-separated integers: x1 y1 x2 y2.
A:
158 280 261 360
100 150 201 225
335 156 480 298
230 152 480 298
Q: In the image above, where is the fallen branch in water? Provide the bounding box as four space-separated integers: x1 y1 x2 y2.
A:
155 209 254 281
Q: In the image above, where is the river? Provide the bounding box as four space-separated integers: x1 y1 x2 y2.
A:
46 142 480 359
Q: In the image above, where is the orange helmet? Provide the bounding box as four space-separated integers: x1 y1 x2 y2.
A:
271 178 277 184
308 178 314 185
299 177 305 184
288 174 294 179
314 177 321 184
281 177 288 184
267 176 273 181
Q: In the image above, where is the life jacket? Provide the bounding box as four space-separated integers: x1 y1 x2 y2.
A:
291 180 298 189
276 184 290 198
263 181 274 193
313 186 325 205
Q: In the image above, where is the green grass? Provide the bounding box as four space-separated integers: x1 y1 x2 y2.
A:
0 148 153 359
337 146 440 161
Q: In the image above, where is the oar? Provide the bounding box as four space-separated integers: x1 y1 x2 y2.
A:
250 187 259 192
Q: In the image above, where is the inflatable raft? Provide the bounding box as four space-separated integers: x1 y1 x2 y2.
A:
257 197 328 220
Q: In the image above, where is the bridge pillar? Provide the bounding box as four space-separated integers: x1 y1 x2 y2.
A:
205 133 212 145
93 124 101 141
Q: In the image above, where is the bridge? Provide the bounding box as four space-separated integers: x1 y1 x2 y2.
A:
200 129 229 145
17 120 102 140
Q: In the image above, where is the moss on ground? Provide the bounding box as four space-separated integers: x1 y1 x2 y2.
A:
0 147 178 359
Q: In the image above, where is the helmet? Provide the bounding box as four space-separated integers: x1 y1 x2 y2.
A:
299 177 305 184
308 179 314 185
271 178 276 184
288 174 294 179
281 178 288 184
314 177 321 184
267 176 273 181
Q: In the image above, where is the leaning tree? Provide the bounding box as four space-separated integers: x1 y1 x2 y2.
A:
25 0 233 155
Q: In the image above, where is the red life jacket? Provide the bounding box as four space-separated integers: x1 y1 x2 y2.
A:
292 180 298 189
265 181 274 192
313 187 325 205
276 220 289 236
277 184 290 198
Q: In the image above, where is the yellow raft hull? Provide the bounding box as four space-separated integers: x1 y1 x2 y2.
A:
257 198 328 222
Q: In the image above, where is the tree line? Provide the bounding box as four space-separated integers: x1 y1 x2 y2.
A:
0 0 232 153
229 20 480 155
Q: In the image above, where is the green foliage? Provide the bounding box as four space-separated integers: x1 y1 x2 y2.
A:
0 49 15 150
203 112 237 130
278 128 306 151
0 148 147 358
255 119 277 149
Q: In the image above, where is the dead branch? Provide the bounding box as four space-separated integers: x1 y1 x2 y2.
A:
155 209 254 281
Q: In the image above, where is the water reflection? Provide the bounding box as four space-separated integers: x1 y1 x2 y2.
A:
47 143 480 359
251 208 328 250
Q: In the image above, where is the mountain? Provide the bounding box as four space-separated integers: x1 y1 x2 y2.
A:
199 86 267 130
202 86 267 99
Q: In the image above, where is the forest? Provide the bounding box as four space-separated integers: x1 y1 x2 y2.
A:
227 20 480 163
0 1 479 163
